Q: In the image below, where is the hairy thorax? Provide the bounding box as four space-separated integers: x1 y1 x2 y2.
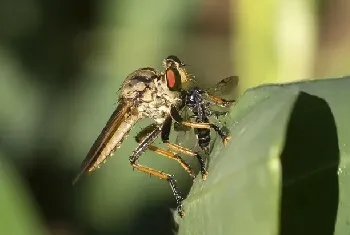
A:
120 68 181 124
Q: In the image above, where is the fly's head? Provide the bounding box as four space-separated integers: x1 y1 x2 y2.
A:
162 55 193 91
162 55 186 68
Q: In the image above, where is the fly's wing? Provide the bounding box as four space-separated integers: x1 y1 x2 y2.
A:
202 76 239 123
203 77 238 155
73 100 133 185
206 76 239 97
175 127 199 151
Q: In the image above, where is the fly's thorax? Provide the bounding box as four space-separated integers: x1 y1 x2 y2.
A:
118 66 182 124
120 67 160 100
137 78 182 124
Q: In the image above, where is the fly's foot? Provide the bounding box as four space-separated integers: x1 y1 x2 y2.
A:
167 175 185 217
174 154 196 179
186 167 196 180
177 204 185 217
202 171 209 180
189 171 196 180
195 153 208 180
224 100 236 106
222 135 231 146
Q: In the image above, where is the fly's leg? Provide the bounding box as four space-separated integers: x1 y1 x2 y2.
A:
135 124 195 179
129 123 185 217
161 116 209 180
210 111 229 119
170 105 211 128
210 123 231 146
204 93 236 108
170 106 231 146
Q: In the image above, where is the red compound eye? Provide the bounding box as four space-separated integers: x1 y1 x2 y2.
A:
166 69 176 88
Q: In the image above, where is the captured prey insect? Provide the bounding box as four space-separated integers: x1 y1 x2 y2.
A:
173 75 239 178
177 76 239 153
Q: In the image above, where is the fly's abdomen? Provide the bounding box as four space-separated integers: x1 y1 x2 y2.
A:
92 115 139 171
196 114 211 152
79 102 140 175
197 128 211 149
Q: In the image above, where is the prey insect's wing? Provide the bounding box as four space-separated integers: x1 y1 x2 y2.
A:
175 127 198 151
206 76 239 96
73 100 133 185
174 108 198 151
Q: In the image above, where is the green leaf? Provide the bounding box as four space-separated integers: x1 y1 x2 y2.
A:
176 76 350 235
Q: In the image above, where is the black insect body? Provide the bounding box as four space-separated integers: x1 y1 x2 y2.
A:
183 88 227 154
177 86 234 161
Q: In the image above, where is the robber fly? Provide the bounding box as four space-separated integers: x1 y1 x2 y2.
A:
73 55 236 217
73 57 208 217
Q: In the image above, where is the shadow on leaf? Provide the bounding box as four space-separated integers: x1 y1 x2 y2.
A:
279 91 339 235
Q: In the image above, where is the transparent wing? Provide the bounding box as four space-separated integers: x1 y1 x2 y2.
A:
73 101 132 185
206 75 239 97
174 108 198 151
174 109 224 155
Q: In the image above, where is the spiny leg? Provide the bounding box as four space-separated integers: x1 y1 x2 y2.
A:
205 93 236 108
132 164 184 217
135 124 195 179
203 97 233 140
210 123 231 146
161 116 208 180
171 106 231 146
210 110 229 119
129 124 185 217
170 105 211 128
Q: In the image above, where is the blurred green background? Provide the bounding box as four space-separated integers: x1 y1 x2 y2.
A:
0 0 349 234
